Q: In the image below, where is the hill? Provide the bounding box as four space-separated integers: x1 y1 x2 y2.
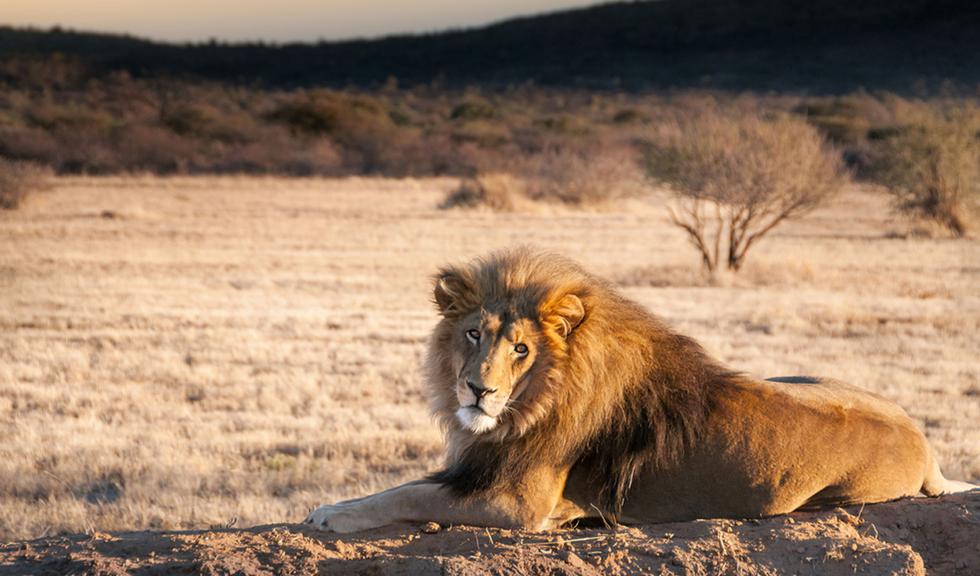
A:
2 0 979 92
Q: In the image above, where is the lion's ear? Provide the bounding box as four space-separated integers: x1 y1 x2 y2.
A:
433 269 474 317
548 294 585 339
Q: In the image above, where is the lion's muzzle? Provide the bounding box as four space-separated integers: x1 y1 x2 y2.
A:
456 405 498 434
466 380 496 399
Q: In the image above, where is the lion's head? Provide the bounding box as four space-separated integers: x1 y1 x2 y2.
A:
425 248 589 438
424 248 722 517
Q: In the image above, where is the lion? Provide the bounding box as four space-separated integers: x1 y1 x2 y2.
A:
304 248 975 532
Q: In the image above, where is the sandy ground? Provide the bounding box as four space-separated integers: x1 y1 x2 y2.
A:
1 492 976 575
0 175 978 571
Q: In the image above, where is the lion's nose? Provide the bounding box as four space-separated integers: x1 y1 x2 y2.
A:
466 381 494 399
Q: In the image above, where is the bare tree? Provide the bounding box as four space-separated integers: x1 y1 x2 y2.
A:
649 111 848 273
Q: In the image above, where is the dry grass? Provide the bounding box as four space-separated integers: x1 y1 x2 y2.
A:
0 158 52 210
441 146 648 211
440 173 529 212
520 145 649 207
0 176 977 542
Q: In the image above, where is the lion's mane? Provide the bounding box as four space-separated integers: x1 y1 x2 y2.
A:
424 248 739 518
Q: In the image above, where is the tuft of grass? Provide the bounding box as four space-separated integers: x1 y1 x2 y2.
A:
440 173 527 211
0 158 52 210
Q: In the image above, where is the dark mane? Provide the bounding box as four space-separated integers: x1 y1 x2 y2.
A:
428 444 507 495
574 335 735 518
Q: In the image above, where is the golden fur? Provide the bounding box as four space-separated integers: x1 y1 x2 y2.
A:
305 248 974 532
425 248 724 517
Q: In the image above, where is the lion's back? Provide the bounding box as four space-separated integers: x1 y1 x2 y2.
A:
618 375 930 523
761 375 916 424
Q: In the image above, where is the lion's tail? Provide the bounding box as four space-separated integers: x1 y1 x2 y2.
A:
921 447 978 496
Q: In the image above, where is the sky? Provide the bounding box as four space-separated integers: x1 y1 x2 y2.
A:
2 1 604 43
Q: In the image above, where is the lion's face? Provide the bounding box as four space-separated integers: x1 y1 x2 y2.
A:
452 308 542 434
430 260 586 437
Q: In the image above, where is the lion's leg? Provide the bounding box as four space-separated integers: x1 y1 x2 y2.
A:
324 480 427 507
304 483 453 532
546 496 592 527
305 472 569 533
304 482 537 532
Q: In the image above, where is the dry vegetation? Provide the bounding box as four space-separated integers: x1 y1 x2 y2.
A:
0 176 977 543
649 110 848 272
0 158 51 210
441 173 530 212
3 80 979 251
869 104 980 236
441 147 648 211
2 80 977 219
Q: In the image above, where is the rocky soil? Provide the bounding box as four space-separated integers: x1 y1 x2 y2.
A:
2 492 976 576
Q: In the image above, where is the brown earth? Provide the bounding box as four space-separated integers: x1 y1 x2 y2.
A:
2 492 976 576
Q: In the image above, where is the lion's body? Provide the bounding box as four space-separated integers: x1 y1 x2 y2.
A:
600 376 933 524
305 249 973 533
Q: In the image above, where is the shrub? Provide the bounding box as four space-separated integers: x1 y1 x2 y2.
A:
450 100 496 122
113 124 197 173
269 91 411 174
520 146 647 206
161 102 214 136
0 127 61 163
795 93 925 174
612 108 649 124
869 106 980 237
532 116 590 135
219 136 343 176
0 158 52 209
441 173 527 211
26 103 114 133
267 93 345 135
802 114 870 147
162 102 262 145
450 121 511 148
440 145 649 211
794 95 890 146
268 92 392 136
416 133 485 176
648 111 848 273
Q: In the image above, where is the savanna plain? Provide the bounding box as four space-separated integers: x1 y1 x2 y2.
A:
0 175 977 550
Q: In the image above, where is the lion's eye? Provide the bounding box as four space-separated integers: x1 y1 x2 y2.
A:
466 329 481 343
514 343 529 356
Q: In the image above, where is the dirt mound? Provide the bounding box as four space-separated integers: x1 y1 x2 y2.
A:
2 492 976 576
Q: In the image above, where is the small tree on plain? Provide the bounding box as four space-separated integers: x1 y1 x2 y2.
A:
870 106 980 237
649 112 848 273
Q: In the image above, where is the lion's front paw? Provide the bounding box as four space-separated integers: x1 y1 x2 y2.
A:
303 503 376 533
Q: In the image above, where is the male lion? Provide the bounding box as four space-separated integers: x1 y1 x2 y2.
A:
305 248 974 532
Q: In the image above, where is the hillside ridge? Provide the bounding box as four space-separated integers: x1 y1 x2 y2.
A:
2 0 979 92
